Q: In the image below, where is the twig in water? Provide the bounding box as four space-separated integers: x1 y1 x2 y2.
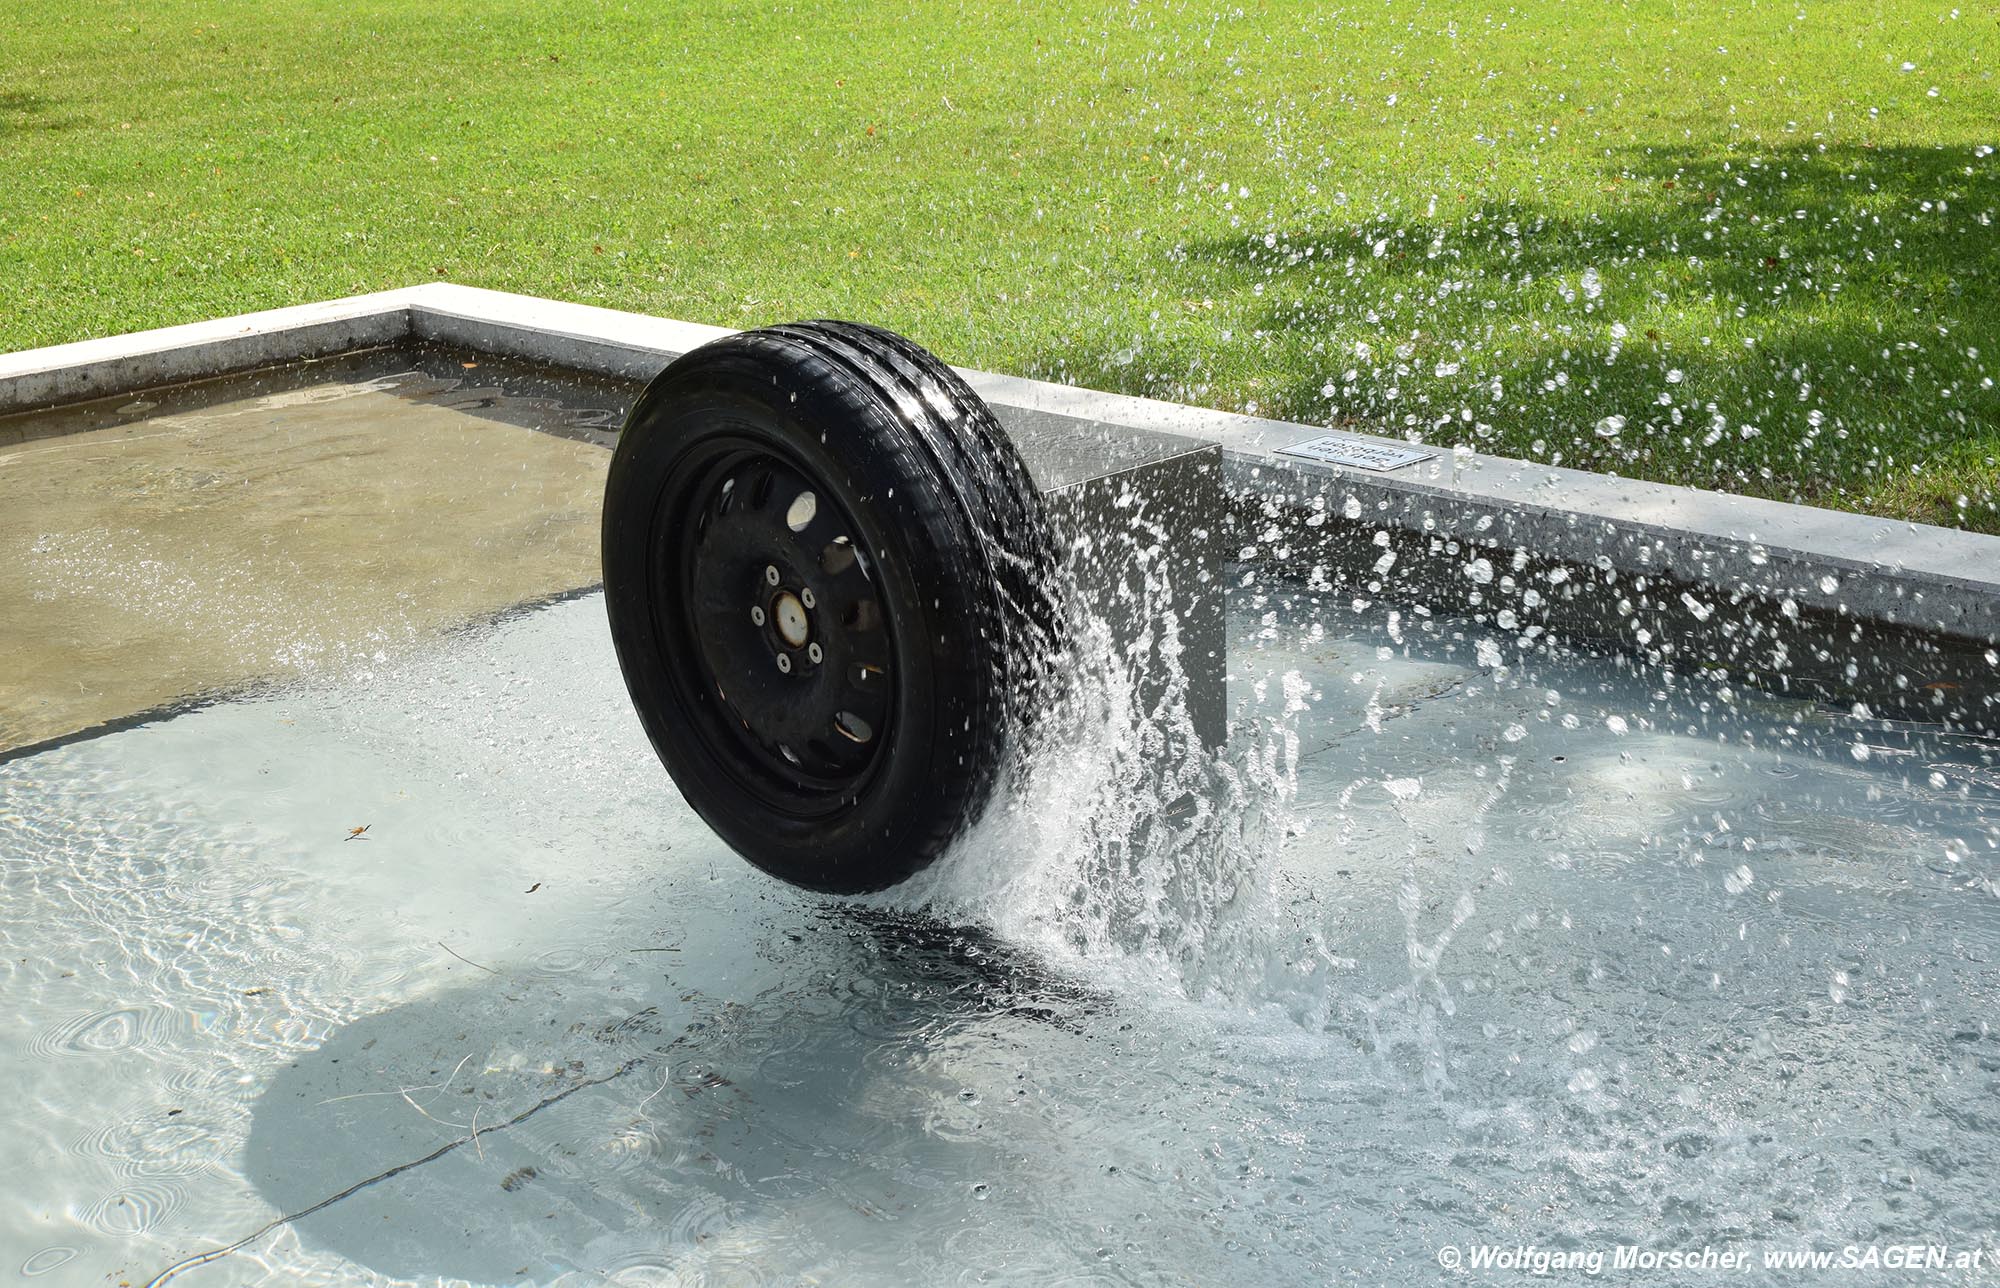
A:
437 941 499 975
315 1052 474 1113
633 1063 674 1118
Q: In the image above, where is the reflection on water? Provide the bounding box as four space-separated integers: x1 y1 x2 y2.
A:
1 584 1996 1285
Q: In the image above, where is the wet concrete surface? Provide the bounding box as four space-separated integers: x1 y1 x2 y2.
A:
0 352 631 755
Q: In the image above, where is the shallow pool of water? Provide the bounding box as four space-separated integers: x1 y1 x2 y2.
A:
4 579 1996 1286
3 353 1997 1286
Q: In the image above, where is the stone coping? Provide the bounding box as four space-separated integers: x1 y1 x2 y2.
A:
4 283 1994 645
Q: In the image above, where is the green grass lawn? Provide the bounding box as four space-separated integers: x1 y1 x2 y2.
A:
4 0 1995 529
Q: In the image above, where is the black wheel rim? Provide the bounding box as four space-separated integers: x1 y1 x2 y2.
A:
651 435 896 816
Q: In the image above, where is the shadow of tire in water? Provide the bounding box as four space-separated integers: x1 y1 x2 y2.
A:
239 913 1107 1284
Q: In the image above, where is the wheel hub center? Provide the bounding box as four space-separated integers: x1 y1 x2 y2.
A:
770 591 811 649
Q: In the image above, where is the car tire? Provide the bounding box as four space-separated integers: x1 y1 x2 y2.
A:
601 321 1059 893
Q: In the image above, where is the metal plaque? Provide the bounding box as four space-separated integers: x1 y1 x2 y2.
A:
1275 434 1435 472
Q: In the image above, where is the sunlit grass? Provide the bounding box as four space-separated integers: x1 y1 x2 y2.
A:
2 0 1993 528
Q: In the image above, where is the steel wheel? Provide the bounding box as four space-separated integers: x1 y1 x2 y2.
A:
602 321 1059 892
663 444 893 809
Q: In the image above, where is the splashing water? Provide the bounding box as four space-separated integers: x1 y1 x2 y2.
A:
884 521 1340 1022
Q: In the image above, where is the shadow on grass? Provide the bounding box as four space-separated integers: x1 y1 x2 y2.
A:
1166 142 1999 529
0 89 87 139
